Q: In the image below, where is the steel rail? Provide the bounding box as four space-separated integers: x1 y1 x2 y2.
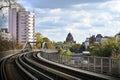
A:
15 56 38 80
26 52 81 80
20 54 54 80
0 59 7 80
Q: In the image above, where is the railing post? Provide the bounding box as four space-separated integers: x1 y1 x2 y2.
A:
58 54 60 63
109 58 112 74
119 59 120 77
82 57 84 68
101 57 103 73
65 55 68 64
87 56 90 70
94 56 96 72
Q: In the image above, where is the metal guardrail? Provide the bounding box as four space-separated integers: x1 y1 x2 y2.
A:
41 52 120 78
38 52 119 80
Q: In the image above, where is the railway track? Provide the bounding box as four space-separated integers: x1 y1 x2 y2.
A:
0 51 120 80
16 54 54 80
0 53 29 80
23 52 80 80
0 59 7 80
0 51 79 80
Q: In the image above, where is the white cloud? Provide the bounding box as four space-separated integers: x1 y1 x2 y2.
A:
99 0 120 12
34 0 120 43
49 8 62 14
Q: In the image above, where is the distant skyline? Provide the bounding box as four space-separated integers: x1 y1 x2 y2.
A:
18 0 120 43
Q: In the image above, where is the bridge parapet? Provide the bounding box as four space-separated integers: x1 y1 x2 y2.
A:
40 52 120 78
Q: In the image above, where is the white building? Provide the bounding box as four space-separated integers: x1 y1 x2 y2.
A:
0 28 12 41
18 10 35 44
115 32 120 42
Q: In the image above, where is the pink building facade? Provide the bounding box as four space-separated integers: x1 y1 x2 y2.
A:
9 8 17 41
9 8 35 44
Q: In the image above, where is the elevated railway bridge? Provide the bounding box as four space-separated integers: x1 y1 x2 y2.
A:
0 41 120 80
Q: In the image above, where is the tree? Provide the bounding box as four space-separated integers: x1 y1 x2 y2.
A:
89 42 101 56
0 36 20 51
34 33 43 49
65 49 72 55
80 44 86 52
43 37 50 42
89 37 120 57
35 33 43 43
46 42 54 49
102 37 117 57
70 44 81 53
17 42 23 49
58 47 64 54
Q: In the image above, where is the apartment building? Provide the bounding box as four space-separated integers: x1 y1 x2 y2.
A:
9 7 35 44
0 28 12 41
18 10 35 44
9 8 17 41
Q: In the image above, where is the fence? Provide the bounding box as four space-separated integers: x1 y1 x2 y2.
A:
41 52 120 77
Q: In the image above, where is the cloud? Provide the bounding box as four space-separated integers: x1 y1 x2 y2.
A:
98 0 120 13
18 0 120 43
18 0 110 8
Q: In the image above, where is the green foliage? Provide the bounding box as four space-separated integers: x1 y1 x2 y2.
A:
43 37 50 42
89 37 120 57
65 49 72 55
34 33 55 49
70 44 85 53
35 33 43 43
62 43 74 50
80 44 86 52
70 44 81 53
58 47 64 54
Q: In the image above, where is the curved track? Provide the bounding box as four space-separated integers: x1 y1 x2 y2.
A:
0 51 119 80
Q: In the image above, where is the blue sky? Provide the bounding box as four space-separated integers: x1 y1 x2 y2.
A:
18 0 120 43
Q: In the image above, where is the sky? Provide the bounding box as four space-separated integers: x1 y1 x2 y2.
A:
17 0 120 43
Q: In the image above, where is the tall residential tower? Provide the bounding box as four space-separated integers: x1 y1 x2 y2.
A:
18 10 35 44
9 5 35 44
